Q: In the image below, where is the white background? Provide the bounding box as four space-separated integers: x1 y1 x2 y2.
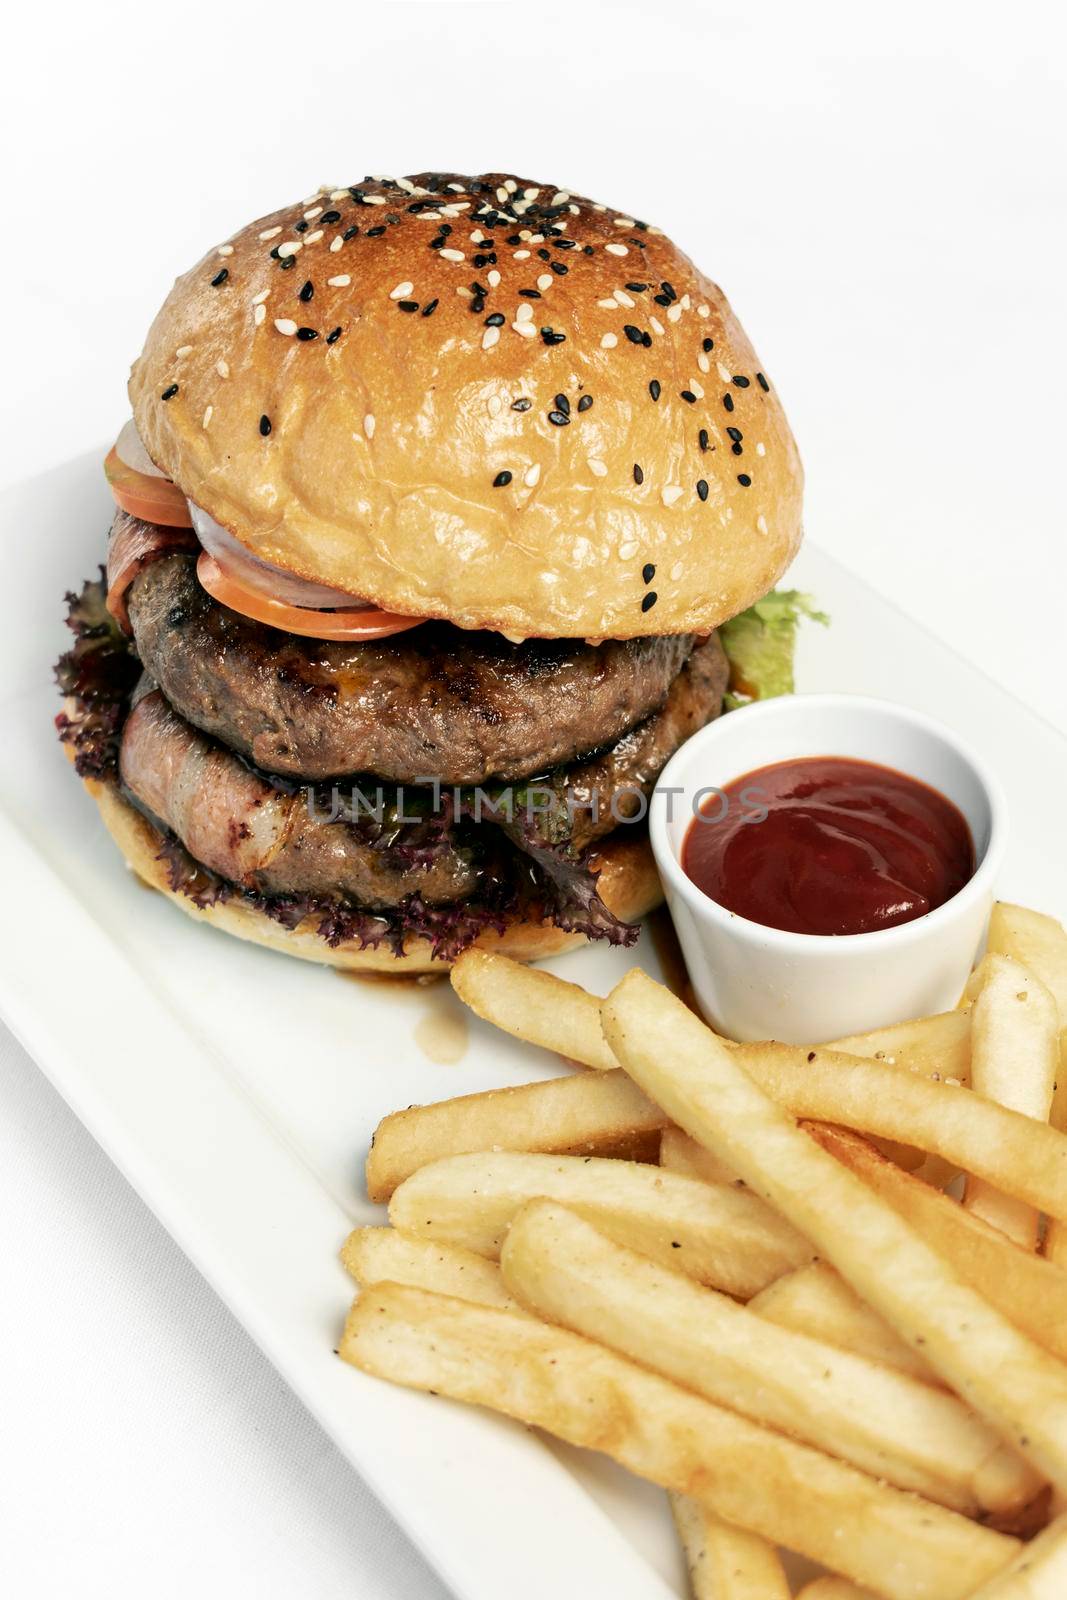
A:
1 4 1065 1597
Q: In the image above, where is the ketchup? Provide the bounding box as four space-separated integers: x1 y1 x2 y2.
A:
681 756 975 936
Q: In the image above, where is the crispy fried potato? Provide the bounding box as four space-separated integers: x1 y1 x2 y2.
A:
811 1124 1067 1364
962 1509 1067 1595
502 1201 1039 1516
987 904 1067 1017
729 1039 1067 1225
659 1126 746 1186
341 1284 1018 1600
962 957 1059 1249
450 950 617 1070
669 1493 790 1600
603 970 1067 1495
388 1151 811 1298
748 1261 941 1386
795 1581 878 1600
365 1072 666 1202
340 1227 519 1311
830 1010 973 1083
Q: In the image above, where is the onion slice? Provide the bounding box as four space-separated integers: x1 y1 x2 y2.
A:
196 553 425 641
187 503 371 609
105 421 192 528
107 511 198 632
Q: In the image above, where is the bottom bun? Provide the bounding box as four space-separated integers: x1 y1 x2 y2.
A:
83 774 663 972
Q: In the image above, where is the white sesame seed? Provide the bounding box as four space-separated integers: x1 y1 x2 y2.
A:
525 187 541 201
756 441 766 456
274 318 298 336
390 281 414 300
216 359 229 378
252 289 270 305
420 211 442 221
689 379 705 399
202 405 213 429
470 229 485 243
717 362 733 383
670 561 684 581
650 316 665 336
537 273 553 291
551 191 571 205
330 189 348 201
756 514 768 535
592 202 607 212
515 303 534 323
601 332 618 349
667 304 682 323
304 206 322 221
496 186 508 204
330 236 344 252
697 353 710 373
396 177 415 193
605 243 628 257
327 274 351 287
504 178 517 193
618 540 639 560
259 227 282 241
513 249 531 260
304 229 324 244
661 485 683 507
598 299 618 310
254 304 266 326
613 216 634 228
446 182 465 192
364 414 376 439
277 241 302 258
487 395 502 417
511 321 536 339
217 244 234 257
524 463 541 487
697 304 710 318
363 194 386 205
587 459 608 478
482 326 500 350
681 294 691 310
487 269 501 287
614 289 635 308
175 345 193 358
568 203 580 215
440 248 465 262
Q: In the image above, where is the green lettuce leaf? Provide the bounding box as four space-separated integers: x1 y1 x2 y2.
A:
718 589 828 708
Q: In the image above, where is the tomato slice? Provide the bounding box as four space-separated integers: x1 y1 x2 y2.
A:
105 445 193 528
196 553 425 641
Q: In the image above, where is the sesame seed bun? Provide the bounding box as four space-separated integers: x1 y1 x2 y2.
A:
82 770 663 971
129 172 803 640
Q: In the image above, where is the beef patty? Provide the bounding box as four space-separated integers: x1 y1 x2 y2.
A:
128 553 696 784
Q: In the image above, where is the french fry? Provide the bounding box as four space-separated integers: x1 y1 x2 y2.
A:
450 950 617 1071
830 1010 973 1084
961 1509 1067 1596
728 1038 1067 1225
339 1227 520 1311
501 1200 1040 1516
388 1151 812 1298
987 903 1067 1016
364 1071 667 1202
660 1126 746 1186
669 1493 790 1600
602 969 1067 1495
341 1284 1018 1600
810 1123 1067 1364
748 1261 941 1386
962 957 1059 1249
795 1581 878 1600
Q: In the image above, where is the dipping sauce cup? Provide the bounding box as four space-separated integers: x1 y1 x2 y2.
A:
649 694 1008 1043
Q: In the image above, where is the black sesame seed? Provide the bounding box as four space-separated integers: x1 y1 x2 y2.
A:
737 473 752 486
756 372 770 391
472 254 489 269
703 337 714 352
325 327 342 344
512 398 532 412
680 390 697 404
470 297 485 314
493 471 513 487
660 281 677 301
649 380 661 402
723 393 735 412
626 282 648 292
342 226 359 240
296 327 319 340
642 563 656 584
211 268 229 287
582 245 594 255
161 384 178 401
641 592 658 613
633 463 644 484
321 210 341 225
733 375 751 388
422 298 438 317
731 442 743 455
366 225 385 237
518 288 542 298
697 479 709 501
259 414 272 436
269 247 280 260
298 280 314 302
726 426 742 442
537 248 551 261
623 324 645 345
280 256 296 269
397 300 419 313
554 393 570 416
577 394 593 412
550 261 568 276
698 428 710 451
653 293 672 308
541 328 566 345
548 410 570 427
485 312 505 327
294 221 309 234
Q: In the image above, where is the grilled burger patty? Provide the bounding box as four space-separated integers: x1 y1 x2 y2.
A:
128 553 696 785
118 638 727 910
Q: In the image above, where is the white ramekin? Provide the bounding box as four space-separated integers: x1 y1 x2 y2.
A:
649 694 1008 1043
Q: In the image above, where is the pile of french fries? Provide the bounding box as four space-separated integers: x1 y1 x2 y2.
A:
340 901 1067 1600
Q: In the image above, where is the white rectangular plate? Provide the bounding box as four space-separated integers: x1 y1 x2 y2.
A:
3 452 1065 1600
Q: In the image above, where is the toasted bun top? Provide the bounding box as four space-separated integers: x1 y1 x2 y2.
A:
130 172 802 639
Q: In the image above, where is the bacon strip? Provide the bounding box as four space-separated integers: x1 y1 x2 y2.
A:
106 510 198 633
